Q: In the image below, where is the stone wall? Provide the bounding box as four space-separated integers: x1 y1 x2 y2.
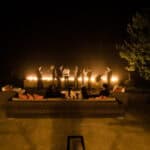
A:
0 92 16 118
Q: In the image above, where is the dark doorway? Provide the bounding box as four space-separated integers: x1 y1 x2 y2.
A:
67 136 85 150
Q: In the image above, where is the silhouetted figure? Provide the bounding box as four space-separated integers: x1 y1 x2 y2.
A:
50 65 56 86
56 65 63 88
63 67 70 89
87 68 92 89
68 86 72 98
74 65 80 89
95 74 102 82
81 68 87 86
45 85 54 98
81 86 89 99
99 83 110 97
105 66 112 88
45 85 62 98
36 66 43 89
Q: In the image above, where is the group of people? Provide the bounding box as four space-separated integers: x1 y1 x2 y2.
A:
35 65 113 90
81 83 110 99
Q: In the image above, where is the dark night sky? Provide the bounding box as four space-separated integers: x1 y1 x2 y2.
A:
0 6 147 80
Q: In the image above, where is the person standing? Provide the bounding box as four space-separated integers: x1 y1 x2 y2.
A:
56 65 64 88
50 65 56 87
106 66 112 89
63 66 70 89
87 67 92 89
81 67 87 87
74 65 80 89
36 66 43 89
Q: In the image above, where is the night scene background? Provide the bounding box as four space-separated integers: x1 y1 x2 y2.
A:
0 6 148 83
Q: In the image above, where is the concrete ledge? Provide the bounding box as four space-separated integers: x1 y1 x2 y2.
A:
112 92 150 106
0 92 17 118
6 99 125 118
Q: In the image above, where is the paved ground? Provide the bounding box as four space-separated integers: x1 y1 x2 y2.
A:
0 92 150 150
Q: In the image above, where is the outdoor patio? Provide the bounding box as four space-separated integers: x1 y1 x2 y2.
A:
0 92 150 150
0 107 150 150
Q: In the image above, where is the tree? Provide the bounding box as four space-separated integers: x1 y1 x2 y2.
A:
117 12 150 80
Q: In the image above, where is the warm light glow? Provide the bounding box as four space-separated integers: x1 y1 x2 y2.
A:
77 76 96 82
78 77 82 82
69 76 75 81
26 74 119 83
26 75 38 81
90 77 95 82
111 76 119 83
61 77 65 82
42 76 52 81
101 75 107 82
84 77 89 82
101 75 119 83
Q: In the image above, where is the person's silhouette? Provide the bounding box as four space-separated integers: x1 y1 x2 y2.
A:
99 83 110 96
